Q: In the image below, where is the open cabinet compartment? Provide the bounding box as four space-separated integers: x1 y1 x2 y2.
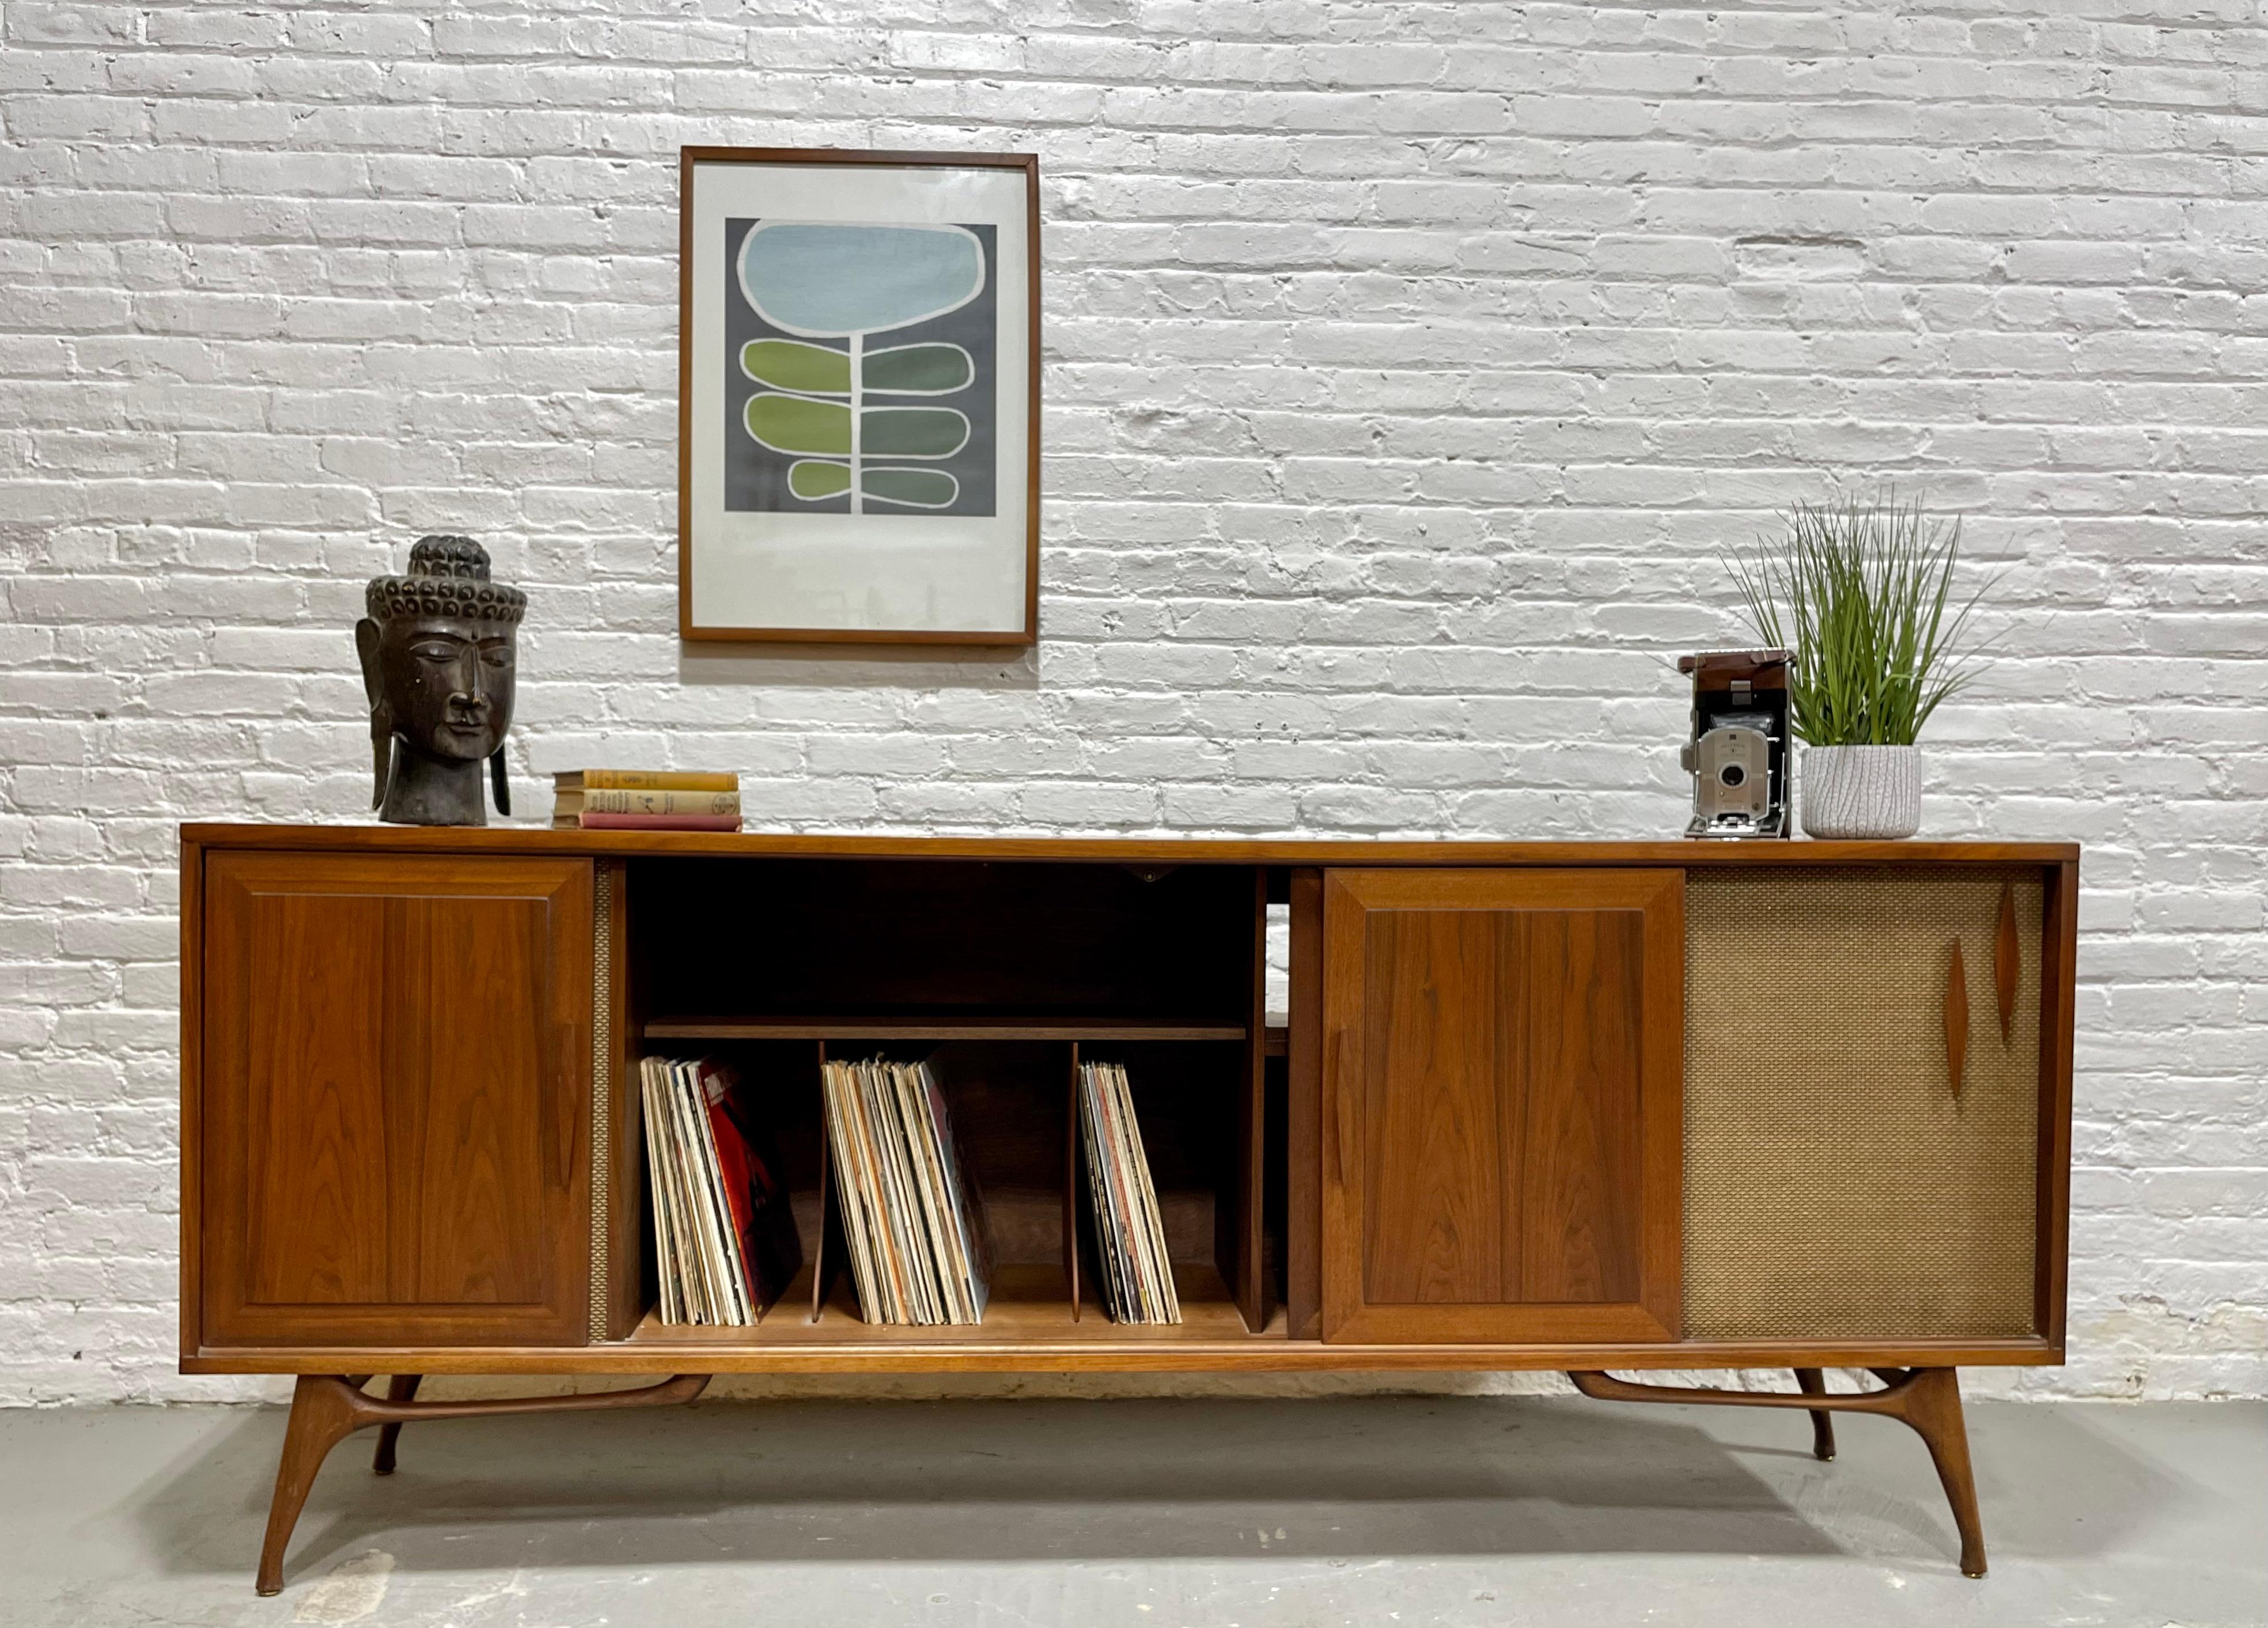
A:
602 855 1277 1345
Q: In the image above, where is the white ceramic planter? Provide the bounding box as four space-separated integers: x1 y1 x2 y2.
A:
1800 744 1921 840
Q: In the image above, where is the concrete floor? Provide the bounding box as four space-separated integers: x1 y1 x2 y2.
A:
0 1395 2259 1627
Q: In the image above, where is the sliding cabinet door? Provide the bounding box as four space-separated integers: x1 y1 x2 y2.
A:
199 853 592 1349
1320 868 1683 1343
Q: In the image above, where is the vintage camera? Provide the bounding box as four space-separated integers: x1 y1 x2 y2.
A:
1678 649 1792 839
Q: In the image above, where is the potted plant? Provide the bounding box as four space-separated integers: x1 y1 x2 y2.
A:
1729 493 1994 840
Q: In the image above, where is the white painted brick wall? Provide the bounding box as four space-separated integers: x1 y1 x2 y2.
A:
2 1 2264 1406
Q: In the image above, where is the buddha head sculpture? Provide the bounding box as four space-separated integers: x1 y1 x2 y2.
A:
355 535 525 826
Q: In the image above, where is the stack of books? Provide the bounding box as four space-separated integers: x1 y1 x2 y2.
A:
1077 1060 1182 1324
642 1056 802 1326
820 1056 991 1326
554 770 741 831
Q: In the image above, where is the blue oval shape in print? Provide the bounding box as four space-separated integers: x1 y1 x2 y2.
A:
739 223 985 339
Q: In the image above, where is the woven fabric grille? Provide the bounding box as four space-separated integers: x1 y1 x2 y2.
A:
1684 866 2042 1339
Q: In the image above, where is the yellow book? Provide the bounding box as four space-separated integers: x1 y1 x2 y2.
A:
554 770 739 792
554 789 741 816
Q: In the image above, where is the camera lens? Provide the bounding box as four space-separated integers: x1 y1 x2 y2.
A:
1718 763 1747 788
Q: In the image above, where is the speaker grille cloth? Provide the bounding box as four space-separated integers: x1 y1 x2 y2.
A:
1684 867 2041 1339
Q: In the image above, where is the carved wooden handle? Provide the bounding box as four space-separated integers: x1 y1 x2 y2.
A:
1330 1027 1357 1187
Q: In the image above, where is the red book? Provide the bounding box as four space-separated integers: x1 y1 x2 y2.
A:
574 812 742 831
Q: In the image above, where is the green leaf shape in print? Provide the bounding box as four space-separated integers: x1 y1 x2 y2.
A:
861 406 969 459
787 460 853 501
745 393 851 456
865 343 973 396
743 339 850 396
861 468 960 509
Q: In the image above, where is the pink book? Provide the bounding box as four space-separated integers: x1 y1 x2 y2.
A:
575 813 742 831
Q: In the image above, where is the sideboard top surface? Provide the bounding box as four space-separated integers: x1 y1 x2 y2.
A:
182 823 2077 867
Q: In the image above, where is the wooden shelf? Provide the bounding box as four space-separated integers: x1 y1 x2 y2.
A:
621 1262 1271 1346
643 1014 1249 1042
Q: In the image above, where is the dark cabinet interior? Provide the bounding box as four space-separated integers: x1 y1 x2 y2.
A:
628 857 1258 1024
613 857 1271 1339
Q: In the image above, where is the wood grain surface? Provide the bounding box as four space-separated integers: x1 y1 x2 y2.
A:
2034 859 2080 1346
1285 867 1324 1340
178 831 2073 1381
183 823 2078 869
1320 868 1683 1343
643 1014 1248 1041
199 854 592 1347
183 1331 2057 1376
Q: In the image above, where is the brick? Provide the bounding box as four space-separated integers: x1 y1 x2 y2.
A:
8 4 137 46
0 0 2258 1407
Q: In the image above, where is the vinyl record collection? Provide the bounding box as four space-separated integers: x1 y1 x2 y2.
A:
821 1057 992 1326
1077 1060 1182 1324
642 1056 801 1326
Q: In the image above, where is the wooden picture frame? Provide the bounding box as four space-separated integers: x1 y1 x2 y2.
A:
677 146 1041 646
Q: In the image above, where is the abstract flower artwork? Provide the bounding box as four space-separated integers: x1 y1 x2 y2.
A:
728 221 997 517
680 149 1038 644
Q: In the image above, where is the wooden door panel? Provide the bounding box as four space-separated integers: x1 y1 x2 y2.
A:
201 854 592 1348
1509 908 1644 1305
245 893 391 1305
393 895 552 1306
1360 908 1506 1304
1323 868 1682 1344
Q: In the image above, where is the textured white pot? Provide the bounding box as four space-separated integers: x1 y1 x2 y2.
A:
1800 744 1921 840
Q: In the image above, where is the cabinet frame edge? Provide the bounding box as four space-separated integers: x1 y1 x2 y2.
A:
2034 857 2079 1347
178 833 206 1366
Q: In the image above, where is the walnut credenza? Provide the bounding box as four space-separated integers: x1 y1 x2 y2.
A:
179 825 2077 1593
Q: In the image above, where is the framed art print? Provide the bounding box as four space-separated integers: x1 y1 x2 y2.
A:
679 147 1040 645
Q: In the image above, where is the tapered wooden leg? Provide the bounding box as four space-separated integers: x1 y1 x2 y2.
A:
1566 1366 1987 1578
1896 1367 1987 1578
1793 1368 1835 1461
258 1376 367 1597
371 1375 422 1475
252 1372 711 1596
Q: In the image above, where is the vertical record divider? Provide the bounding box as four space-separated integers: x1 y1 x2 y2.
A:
1238 865 1269 1332
1064 1040 1081 1321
